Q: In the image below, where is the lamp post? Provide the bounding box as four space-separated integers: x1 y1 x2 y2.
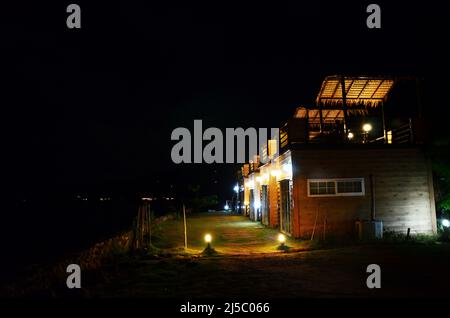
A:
233 184 239 213
363 123 372 143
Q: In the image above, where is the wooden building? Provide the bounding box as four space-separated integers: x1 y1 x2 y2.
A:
239 75 437 239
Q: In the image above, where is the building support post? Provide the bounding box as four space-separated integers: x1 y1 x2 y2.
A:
370 174 376 221
305 108 310 142
340 76 349 138
318 104 324 133
381 101 387 143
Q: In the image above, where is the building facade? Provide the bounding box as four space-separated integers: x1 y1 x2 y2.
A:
239 76 437 239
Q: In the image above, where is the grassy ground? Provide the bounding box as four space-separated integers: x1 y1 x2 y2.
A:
5 212 450 298
80 212 450 298
83 243 450 298
151 212 305 254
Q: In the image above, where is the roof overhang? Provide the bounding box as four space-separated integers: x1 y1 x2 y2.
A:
316 75 395 107
294 107 344 124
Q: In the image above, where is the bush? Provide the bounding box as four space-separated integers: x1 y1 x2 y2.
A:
381 231 438 244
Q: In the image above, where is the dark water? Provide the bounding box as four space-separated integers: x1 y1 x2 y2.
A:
0 195 177 285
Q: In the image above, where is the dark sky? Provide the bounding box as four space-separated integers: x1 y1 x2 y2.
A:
2 1 449 200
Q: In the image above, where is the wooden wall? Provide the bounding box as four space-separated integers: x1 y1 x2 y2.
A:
290 147 437 239
268 174 279 227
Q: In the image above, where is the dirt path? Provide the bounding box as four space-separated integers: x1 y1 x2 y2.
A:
152 212 304 254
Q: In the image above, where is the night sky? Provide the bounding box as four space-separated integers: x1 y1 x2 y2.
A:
2 1 449 202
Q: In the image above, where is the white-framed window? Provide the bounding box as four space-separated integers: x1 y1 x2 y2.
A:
307 178 365 197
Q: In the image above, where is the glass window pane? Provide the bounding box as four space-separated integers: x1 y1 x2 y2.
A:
327 181 335 194
310 182 318 195
337 180 363 194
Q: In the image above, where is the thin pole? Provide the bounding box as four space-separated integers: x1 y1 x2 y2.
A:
305 108 310 142
311 205 319 241
319 104 324 133
183 204 188 250
370 174 376 221
340 76 349 138
136 206 141 249
148 203 152 248
381 102 387 143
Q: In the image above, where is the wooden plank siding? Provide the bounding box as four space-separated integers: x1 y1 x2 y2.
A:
268 174 280 227
290 147 436 239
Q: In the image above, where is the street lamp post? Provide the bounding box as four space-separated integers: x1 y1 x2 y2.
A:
233 184 239 213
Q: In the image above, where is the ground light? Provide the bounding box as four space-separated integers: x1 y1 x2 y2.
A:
224 204 229 210
277 233 289 251
202 233 217 255
278 233 285 244
204 234 212 247
442 219 450 228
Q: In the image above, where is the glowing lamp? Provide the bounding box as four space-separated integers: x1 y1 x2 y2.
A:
347 132 354 140
278 233 286 244
204 234 212 243
271 170 280 178
233 185 239 193
224 204 230 210
363 123 373 133
283 164 292 174
442 219 450 228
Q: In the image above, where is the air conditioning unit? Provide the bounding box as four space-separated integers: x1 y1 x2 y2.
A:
355 220 383 240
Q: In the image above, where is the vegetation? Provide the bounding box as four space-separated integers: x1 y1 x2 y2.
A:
433 161 450 213
185 185 219 213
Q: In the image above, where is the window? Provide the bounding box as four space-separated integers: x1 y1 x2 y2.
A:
307 178 365 197
337 180 363 194
309 181 335 195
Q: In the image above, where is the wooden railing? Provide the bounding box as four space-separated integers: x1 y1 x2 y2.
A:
280 124 289 150
391 119 413 144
